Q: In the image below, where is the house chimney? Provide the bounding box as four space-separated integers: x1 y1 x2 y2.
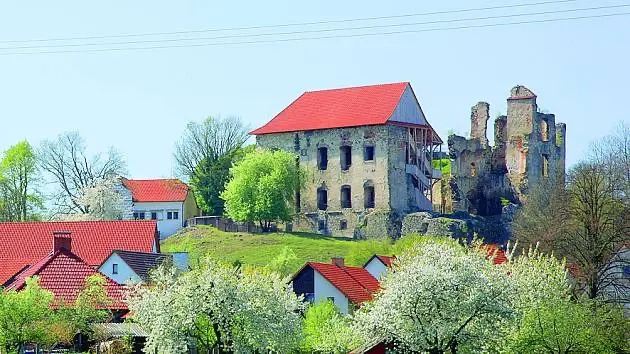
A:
331 257 344 267
52 232 72 252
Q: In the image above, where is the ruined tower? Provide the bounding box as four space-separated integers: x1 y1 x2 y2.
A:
447 86 566 216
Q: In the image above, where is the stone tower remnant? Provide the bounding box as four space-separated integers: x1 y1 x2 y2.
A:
447 85 566 216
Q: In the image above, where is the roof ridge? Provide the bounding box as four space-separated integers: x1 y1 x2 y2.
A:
304 81 409 94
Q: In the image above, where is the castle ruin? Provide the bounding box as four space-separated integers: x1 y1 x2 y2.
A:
447 85 566 216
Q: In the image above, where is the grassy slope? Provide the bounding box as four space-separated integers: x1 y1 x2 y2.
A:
161 225 390 273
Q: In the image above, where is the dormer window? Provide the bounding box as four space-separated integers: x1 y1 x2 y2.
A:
112 263 119 274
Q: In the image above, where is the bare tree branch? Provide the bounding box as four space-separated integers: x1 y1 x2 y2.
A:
38 132 127 215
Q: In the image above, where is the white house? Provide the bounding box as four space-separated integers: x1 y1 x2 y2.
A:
119 178 200 239
363 255 395 280
291 257 379 314
99 250 189 285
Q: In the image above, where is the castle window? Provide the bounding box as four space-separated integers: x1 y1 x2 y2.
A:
541 118 549 142
470 162 477 177
364 146 375 161
340 185 352 208
364 182 375 209
317 147 328 170
542 154 549 177
340 220 348 230
317 187 328 211
340 146 352 171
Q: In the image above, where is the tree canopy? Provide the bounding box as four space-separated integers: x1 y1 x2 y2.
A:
0 140 41 221
221 149 303 231
38 132 126 216
128 260 304 353
353 239 514 354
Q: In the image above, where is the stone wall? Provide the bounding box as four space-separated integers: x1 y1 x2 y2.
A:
446 85 566 216
256 125 400 238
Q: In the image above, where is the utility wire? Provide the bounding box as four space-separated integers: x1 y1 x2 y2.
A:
0 11 627 56
0 0 586 43
1 3 626 51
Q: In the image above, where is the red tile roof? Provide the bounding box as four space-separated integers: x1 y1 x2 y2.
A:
307 262 379 304
122 178 189 202
376 255 396 267
251 82 410 135
0 221 158 285
6 250 127 310
482 244 508 265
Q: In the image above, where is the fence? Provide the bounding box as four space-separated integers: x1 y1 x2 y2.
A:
185 216 277 233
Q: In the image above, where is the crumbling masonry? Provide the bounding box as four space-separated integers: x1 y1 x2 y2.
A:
447 86 566 216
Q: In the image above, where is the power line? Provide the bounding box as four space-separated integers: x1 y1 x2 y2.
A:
0 11 627 56
1 3 626 51
0 0 585 44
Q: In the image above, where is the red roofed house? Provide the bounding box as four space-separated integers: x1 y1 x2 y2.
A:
252 82 443 238
0 220 159 287
291 257 380 314
4 234 128 314
119 178 200 239
363 255 396 280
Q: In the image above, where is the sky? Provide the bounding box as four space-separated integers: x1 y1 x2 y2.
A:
0 0 628 179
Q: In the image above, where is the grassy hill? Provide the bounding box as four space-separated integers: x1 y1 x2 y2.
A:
161 226 394 274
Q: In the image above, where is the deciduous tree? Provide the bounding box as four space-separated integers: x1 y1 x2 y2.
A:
128 260 304 353
0 140 41 221
66 176 125 221
353 239 514 354
38 132 126 216
174 116 249 216
221 149 303 231
301 300 358 354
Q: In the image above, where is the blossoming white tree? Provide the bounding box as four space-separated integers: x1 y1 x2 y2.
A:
353 239 514 354
67 176 125 221
127 260 304 354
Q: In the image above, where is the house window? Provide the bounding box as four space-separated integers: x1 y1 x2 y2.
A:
340 146 352 171
151 212 158 220
317 147 328 170
327 296 335 304
340 220 348 230
364 183 375 209
317 188 328 211
318 219 326 231
364 146 375 161
173 211 179 220
340 185 352 208
541 118 549 141
134 212 145 220
112 263 119 275
167 212 173 220
542 154 549 177
133 212 139 220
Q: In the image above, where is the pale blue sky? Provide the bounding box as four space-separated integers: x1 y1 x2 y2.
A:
1 0 628 179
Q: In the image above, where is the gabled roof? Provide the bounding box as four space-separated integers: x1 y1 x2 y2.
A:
5 249 127 310
304 262 379 304
0 221 158 285
121 178 189 202
363 254 396 268
251 82 414 135
107 250 172 282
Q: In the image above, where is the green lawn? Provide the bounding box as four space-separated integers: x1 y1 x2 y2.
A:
161 226 393 274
